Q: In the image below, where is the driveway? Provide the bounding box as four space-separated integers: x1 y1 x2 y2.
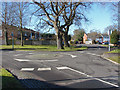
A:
2 45 119 89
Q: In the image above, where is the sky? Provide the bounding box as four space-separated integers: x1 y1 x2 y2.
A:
1 1 118 35
68 2 117 35
30 2 117 35
27 2 117 35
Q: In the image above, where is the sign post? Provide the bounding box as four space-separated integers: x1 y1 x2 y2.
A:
11 32 14 49
108 30 112 51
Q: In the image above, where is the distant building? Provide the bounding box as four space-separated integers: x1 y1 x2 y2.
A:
1 23 39 40
1 23 56 41
83 33 88 44
83 33 109 44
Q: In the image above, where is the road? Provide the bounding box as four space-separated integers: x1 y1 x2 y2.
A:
2 45 119 89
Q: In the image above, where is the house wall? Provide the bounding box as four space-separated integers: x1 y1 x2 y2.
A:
1 24 37 40
83 33 87 44
85 41 92 44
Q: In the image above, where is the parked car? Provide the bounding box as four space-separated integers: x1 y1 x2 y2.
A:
102 42 109 45
96 41 102 44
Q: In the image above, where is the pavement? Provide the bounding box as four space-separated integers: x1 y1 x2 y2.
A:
1 44 120 89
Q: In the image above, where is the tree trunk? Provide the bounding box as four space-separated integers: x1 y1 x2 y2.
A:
63 33 70 47
21 31 24 46
56 31 64 49
4 30 8 45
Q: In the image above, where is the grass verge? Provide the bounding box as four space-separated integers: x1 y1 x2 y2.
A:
0 68 23 88
104 49 120 64
0 45 87 51
106 49 120 53
108 56 120 64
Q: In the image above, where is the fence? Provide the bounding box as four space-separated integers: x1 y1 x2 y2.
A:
1 40 56 45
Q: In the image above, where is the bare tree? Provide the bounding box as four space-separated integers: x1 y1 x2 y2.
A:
111 2 118 22
60 2 90 47
32 1 91 49
87 30 101 41
2 2 8 45
104 24 118 34
1 2 15 45
1 2 29 46
73 29 85 42
13 2 30 46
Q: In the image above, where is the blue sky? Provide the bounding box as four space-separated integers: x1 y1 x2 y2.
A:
24 2 118 35
68 2 117 35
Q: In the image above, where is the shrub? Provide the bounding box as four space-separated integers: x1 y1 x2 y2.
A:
110 30 119 44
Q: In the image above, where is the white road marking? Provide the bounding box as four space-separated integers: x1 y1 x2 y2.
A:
79 51 84 53
38 60 58 62
56 66 69 70
29 53 34 54
70 55 77 58
86 53 101 56
38 68 51 71
15 59 30 61
64 53 77 58
21 68 34 71
57 66 119 87
14 58 58 62
79 52 101 57
14 54 23 56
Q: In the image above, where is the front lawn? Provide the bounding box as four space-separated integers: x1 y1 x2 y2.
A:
0 68 23 88
1 45 87 51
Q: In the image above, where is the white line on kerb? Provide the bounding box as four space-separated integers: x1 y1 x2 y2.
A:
38 68 51 71
56 66 119 87
21 68 34 71
101 55 120 65
14 58 58 62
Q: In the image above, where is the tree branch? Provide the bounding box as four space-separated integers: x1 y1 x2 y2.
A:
33 0 54 23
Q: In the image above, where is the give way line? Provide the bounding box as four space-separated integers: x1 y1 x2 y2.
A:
56 66 119 88
14 58 58 62
20 66 119 87
79 51 101 57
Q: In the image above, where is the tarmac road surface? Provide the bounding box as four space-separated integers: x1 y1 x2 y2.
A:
2 45 120 89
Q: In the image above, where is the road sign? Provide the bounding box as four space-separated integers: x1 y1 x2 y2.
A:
108 29 112 35
11 32 14 49
11 32 14 36
108 30 112 51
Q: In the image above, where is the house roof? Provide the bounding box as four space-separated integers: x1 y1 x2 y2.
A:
1 22 39 33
